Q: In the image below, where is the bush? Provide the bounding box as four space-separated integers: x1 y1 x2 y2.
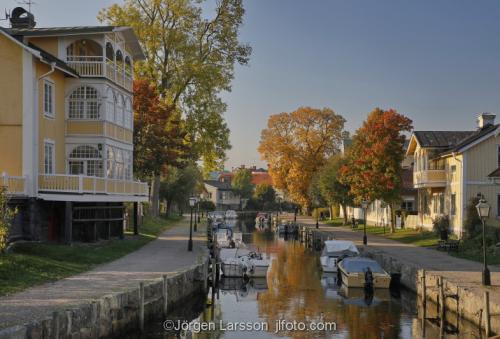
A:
312 207 330 220
332 204 340 218
199 200 215 212
0 187 17 253
463 197 481 239
432 215 450 240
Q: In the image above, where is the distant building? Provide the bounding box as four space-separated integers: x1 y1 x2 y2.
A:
203 180 240 210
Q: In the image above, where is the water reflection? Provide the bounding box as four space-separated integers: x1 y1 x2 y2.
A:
140 217 482 339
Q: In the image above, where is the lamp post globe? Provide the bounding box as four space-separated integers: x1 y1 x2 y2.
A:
476 199 491 286
188 197 196 251
361 200 369 245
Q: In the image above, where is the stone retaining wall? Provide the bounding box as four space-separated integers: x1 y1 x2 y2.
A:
0 261 209 339
307 228 498 335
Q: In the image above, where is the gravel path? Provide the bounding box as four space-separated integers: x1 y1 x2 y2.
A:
0 217 207 330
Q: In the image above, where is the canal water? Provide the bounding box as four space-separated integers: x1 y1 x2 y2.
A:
138 218 483 339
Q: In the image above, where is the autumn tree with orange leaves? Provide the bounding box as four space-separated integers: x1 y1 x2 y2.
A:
133 79 187 214
340 108 413 233
258 107 345 213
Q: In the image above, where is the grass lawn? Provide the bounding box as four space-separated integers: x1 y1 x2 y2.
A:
0 215 182 297
324 218 347 227
324 218 440 247
362 226 440 247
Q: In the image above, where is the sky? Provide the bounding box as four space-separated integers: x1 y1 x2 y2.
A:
3 0 500 170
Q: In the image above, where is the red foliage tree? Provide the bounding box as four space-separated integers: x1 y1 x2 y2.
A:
133 79 188 214
340 108 413 232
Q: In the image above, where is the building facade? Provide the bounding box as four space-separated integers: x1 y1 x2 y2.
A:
0 8 148 243
203 180 241 210
407 113 500 237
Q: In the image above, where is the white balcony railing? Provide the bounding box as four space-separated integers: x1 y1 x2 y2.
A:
1 175 27 196
413 170 447 188
38 174 148 196
66 56 133 91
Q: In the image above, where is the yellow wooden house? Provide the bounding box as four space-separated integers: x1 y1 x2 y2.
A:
407 113 500 237
0 8 148 242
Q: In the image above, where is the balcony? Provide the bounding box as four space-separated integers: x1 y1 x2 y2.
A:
413 170 447 188
38 174 148 197
66 121 133 144
2 175 27 196
66 56 133 92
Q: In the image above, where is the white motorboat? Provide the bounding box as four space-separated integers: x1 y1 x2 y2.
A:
215 229 233 248
337 257 391 289
320 240 359 273
225 210 238 219
220 248 270 278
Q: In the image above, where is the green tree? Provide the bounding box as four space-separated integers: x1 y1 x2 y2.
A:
318 154 353 225
232 168 253 199
254 184 276 206
98 0 251 178
0 188 17 253
159 163 203 216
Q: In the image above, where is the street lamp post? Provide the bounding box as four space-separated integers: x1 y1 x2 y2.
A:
476 199 491 286
188 197 196 251
361 200 369 245
197 199 201 223
194 198 198 232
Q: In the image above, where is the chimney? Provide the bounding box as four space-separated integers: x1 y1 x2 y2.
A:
10 7 36 29
477 113 496 129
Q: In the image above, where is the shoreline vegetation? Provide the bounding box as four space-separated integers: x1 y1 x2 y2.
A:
0 215 181 297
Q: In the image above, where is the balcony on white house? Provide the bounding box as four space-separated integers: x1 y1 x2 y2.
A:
65 38 133 91
413 155 446 188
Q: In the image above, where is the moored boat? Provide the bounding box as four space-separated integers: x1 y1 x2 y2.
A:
225 210 238 219
337 257 391 289
220 249 270 278
320 240 359 273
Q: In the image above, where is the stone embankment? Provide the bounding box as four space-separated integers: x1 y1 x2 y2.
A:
298 218 500 336
0 217 209 339
0 262 208 339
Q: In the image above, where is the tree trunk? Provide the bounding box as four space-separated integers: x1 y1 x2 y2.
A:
329 205 333 220
341 203 348 225
389 203 395 233
150 174 161 217
165 199 172 217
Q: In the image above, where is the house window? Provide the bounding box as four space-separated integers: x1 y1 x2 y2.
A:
44 80 55 118
69 86 100 119
44 141 55 174
68 145 103 177
451 194 456 216
401 201 414 211
422 194 429 215
439 194 445 214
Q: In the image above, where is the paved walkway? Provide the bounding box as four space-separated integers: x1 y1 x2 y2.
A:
292 215 500 305
0 217 208 330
